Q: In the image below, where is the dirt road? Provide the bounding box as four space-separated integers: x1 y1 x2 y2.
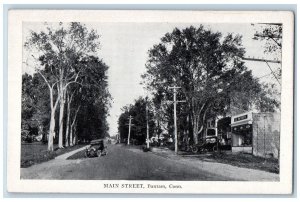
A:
21 144 279 181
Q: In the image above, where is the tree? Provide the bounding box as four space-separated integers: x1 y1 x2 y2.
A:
118 107 131 143
75 56 111 143
24 22 101 150
22 57 111 147
64 86 78 147
253 23 282 79
22 73 50 142
118 97 155 145
253 23 282 55
142 25 279 144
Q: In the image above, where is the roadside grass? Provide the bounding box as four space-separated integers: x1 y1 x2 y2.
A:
203 152 279 174
147 145 279 174
21 142 86 168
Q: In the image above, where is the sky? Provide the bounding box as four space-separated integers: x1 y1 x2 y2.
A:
23 22 281 137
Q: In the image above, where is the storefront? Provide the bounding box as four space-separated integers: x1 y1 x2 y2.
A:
231 111 280 159
231 112 253 154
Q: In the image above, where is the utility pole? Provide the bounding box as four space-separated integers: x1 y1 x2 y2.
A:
242 57 281 85
263 115 266 160
127 115 134 145
242 57 281 64
117 133 120 143
167 86 186 154
146 103 150 149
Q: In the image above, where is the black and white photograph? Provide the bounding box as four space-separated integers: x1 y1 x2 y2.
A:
6 10 294 194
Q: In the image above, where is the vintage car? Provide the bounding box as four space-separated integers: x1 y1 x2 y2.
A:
191 136 218 154
85 139 108 158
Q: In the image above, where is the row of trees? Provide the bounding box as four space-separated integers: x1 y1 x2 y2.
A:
118 25 281 146
118 97 156 144
22 22 111 151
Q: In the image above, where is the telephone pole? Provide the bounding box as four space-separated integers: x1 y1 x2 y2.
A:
242 57 281 85
167 86 186 154
146 104 150 149
127 115 134 145
242 57 281 64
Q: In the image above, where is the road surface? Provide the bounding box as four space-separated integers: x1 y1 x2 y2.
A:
21 144 278 181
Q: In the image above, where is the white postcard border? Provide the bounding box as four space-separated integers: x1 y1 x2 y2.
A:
7 10 294 194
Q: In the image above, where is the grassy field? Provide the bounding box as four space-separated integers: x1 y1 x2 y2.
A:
21 142 86 168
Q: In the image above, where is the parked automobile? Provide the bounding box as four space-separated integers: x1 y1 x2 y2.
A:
85 139 108 158
191 136 218 154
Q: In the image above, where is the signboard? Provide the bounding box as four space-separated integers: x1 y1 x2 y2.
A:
231 111 253 127
233 114 248 122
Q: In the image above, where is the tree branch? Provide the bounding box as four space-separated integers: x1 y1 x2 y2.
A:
64 72 82 91
37 70 51 90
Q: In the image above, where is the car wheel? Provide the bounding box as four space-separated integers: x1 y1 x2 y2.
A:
191 146 199 154
212 145 217 152
85 150 89 158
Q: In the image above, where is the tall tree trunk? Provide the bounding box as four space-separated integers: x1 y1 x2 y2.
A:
70 106 80 146
72 122 78 145
192 115 199 144
188 113 193 142
48 112 55 151
37 71 60 151
58 71 79 148
69 124 73 146
191 102 207 144
58 91 65 148
47 87 59 151
65 94 71 147
57 66 65 148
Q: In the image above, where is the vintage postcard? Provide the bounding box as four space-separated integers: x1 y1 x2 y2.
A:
7 10 294 194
